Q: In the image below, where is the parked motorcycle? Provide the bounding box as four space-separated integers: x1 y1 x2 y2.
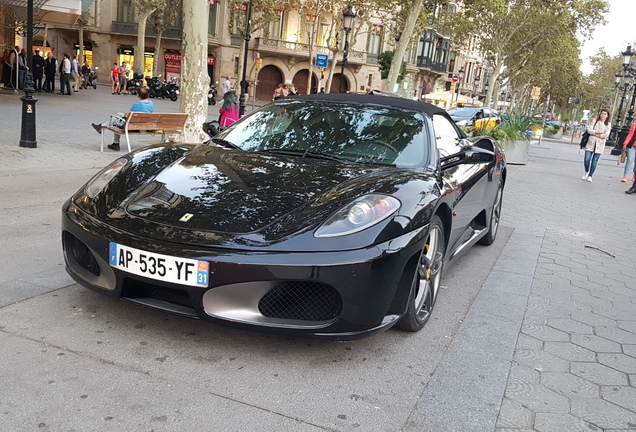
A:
81 67 98 89
126 72 145 95
208 82 218 105
145 75 179 101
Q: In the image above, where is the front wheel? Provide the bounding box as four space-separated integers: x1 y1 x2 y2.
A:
395 216 445 332
169 93 178 101
478 181 503 246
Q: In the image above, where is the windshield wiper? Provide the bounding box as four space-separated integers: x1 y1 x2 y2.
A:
211 138 241 150
259 148 353 163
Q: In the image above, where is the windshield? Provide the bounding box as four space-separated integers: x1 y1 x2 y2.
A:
447 107 479 118
214 101 429 167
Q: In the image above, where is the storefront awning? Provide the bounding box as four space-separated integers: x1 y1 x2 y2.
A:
0 0 82 26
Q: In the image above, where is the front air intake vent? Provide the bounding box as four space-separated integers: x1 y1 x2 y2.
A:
258 281 342 321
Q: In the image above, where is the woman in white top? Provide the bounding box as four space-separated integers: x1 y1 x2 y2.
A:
582 109 611 182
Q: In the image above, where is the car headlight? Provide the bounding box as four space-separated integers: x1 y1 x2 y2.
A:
85 157 128 198
314 194 401 238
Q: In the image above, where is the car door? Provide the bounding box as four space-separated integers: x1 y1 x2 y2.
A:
432 114 490 256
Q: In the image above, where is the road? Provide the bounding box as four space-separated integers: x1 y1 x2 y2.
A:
1 86 635 431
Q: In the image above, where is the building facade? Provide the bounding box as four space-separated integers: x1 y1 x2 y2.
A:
2 0 489 106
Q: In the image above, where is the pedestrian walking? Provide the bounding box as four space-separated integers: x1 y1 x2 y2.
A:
91 86 154 151
43 52 57 93
621 122 636 183
223 76 232 94
58 53 71 95
581 109 611 182
219 91 239 128
110 63 119 94
32 49 45 92
1 48 12 87
71 55 81 92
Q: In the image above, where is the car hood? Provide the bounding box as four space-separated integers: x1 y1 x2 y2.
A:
122 145 394 235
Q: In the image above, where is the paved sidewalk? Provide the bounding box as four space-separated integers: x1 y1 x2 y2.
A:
1 88 636 431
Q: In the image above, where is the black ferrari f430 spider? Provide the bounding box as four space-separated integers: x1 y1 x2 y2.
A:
62 93 506 340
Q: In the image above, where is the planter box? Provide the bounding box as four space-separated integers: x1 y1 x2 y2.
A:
503 140 529 165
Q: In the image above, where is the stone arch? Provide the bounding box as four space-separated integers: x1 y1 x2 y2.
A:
256 65 283 102
292 69 319 95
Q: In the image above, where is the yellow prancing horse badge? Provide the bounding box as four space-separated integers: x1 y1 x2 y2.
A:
179 213 193 222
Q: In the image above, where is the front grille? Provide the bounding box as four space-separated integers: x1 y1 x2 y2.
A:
121 279 194 309
64 233 100 276
258 281 342 321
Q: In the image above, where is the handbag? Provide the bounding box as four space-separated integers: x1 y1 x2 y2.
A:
620 149 627 164
579 131 590 149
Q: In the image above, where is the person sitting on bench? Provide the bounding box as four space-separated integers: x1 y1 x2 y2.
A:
91 86 154 151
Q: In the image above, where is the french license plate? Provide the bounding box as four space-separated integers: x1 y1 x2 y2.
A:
109 242 208 287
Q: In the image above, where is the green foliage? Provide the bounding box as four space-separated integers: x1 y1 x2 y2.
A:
378 51 406 81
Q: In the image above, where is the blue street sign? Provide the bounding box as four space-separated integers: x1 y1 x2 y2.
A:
316 54 328 68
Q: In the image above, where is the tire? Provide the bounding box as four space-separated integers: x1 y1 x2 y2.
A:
169 93 178 101
396 216 445 332
478 181 503 246
129 86 137 95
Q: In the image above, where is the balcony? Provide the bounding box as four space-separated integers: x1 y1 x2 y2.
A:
416 56 447 74
254 37 366 65
111 22 182 39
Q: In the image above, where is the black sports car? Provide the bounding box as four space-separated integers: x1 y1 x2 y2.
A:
62 93 506 340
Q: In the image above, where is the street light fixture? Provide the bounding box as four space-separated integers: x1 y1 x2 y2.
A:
239 0 253 117
608 45 635 155
453 66 464 105
339 5 355 94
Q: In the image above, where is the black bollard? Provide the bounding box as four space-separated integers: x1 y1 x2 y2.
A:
19 72 38 148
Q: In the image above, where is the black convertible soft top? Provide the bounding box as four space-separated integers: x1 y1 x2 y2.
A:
285 93 449 118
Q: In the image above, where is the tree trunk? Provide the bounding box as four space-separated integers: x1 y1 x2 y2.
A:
136 9 155 74
180 0 209 143
384 0 423 91
153 28 164 77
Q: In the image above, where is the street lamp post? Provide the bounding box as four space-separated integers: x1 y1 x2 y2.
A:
239 0 253 117
483 79 489 107
338 5 355 94
19 0 37 148
608 45 634 155
454 66 464 105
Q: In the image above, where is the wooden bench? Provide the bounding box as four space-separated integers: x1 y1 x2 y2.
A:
100 112 189 152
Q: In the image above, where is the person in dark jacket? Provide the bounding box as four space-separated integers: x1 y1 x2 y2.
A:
44 52 57 93
32 49 45 92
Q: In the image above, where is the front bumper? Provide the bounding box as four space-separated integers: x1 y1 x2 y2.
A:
62 201 427 340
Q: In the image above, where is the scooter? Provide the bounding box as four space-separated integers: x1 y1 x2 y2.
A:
81 67 98 89
126 72 145 95
208 82 218 105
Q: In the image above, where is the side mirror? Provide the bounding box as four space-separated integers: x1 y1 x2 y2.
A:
441 146 495 169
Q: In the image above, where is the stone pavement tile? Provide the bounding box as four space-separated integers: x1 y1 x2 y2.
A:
508 363 541 384
514 348 569 372
592 306 636 321
504 381 569 412
520 323 569 342
571 334 622 353
515 334 543 350
540 371 599 398
546 318 593 335
544 342 596 362
570 398 636 430
534 412 602 431
620 321 636 334
570 362 629 386
595 325 636 344
624 345 636 356
570 309 619 328
496 397 534 429
602 385 636 411
598 353 636 374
